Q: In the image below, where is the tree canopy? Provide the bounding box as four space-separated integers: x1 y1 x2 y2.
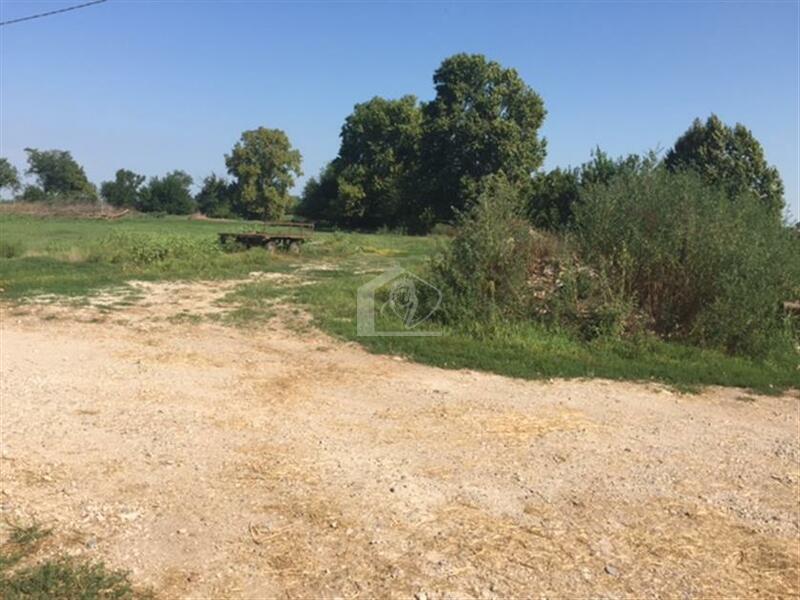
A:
24 148 96 200
0 158 21 194
526 149 657 230
195 174 234 218
300 54 548 232
420 53 547 218
665 115 785 215
138 171 195 214
100 169 146 208
300 96 422 229
225 127 302 220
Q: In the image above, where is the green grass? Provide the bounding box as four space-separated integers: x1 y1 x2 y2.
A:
0 521 146 599
286 267 799 394
1 212 797 393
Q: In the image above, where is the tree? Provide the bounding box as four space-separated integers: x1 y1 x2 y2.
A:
298 163 339 223
138 171 195 214
526 149 656 230
0 158 21 195
420 54 547 219
526 167 580 229
225 127 302 220
24 148 96 200
665 115 785 215
195 174 234 218
100 169 145 208
334 95 422 228
299 97 423 230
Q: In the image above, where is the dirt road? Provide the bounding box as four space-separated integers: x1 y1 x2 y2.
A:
1 281 799 598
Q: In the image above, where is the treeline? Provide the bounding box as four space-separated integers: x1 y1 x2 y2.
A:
0 52 788 230
0 128 303 220
299 53 787 232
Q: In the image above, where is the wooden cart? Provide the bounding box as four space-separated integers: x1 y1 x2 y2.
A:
219 222 314 253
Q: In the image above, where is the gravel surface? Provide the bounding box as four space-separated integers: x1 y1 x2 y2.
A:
1 283 798 598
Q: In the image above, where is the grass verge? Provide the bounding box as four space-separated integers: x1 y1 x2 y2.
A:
1 213 797 393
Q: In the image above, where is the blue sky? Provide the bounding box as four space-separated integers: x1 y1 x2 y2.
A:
1 0 798 222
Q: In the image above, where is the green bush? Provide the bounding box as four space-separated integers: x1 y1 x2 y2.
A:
575 167 799 357
544 263 638 341
430 175 535 329
89 232 221 268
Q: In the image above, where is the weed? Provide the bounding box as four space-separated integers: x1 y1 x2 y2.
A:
0 521 147 599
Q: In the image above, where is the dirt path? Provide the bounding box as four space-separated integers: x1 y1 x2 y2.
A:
1 282 799 598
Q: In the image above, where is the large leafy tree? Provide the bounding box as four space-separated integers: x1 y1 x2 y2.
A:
225 127 302 220
420 53 547 219
100 169 145 208
0 158 21 195
665 115 785 215
336 95 422 228
138 171 195 214
24 148 96 199
306 95 423 229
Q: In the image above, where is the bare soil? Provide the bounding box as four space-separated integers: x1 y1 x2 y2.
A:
1 281 799 598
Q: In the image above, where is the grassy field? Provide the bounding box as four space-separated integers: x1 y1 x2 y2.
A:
1 212 798 393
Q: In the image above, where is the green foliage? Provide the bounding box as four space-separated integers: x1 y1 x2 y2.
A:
137 170 195 214
526 149 656 229
100 169 146 208
0 213 796 391
525 167 580 229
0 521 144 600
430 174 534 328
337 95 422 228
0 239 24 259
0 158 21 193
575 167 799 357
23 148 96 200
665 114 785 215
225 127 303 220
420 53 547 219
299 162 339 224
1 557 139 599
299 96 422 230
89 231 221 267
302 54 547 232
195 174 234 218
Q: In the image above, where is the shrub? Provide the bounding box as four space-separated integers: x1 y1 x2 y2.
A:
430 174 535 328
137 171 195 215
575 167 799 357
430 174 635 339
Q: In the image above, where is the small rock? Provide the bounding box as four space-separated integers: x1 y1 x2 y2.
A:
176 528 188 535
415 592 428 600
605 564 619 576
85 538 97 549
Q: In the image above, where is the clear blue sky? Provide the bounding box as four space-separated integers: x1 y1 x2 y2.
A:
1 0 798 222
